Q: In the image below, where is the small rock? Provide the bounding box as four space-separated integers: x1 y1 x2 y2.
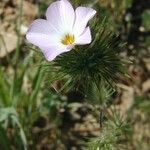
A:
0 32 17 58
143 58 150 71
142 79 150 93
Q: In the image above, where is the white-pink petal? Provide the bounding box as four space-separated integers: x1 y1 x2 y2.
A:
46 0 75 34
26 19 60 47
73 7 96 36
40 45 72 61
75 27 92 45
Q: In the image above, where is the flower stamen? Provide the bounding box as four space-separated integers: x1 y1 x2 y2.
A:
61 34 75 45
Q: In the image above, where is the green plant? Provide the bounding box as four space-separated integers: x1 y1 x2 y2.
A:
87 109 132 150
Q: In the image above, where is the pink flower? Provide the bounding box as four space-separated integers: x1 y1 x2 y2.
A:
26 0 96 61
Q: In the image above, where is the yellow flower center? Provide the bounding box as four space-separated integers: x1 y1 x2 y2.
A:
61 34 75 45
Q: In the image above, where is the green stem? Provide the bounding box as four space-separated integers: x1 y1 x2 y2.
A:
14 0 23 66
28 66 44 114
10 0 23 103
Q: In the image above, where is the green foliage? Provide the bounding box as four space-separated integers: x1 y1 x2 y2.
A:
142 10 150 31
86 109 132 150
130 96 150 115
145 36 150 47
0 107 27 150
0 124 11 150
0 57 46 149
86 81 115 105
95 0 133 32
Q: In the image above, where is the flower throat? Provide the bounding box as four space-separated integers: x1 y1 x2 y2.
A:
61 34 75 45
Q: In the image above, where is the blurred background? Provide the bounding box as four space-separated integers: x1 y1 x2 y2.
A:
0 0 150 149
